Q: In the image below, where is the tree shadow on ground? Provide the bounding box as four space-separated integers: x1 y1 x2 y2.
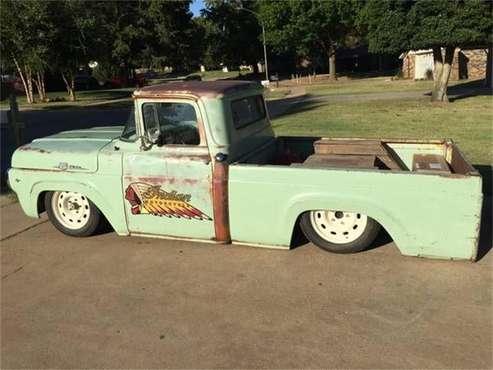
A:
267 93 325 120
448 79 492 102
342 70 397 80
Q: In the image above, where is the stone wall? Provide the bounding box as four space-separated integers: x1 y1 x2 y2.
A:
449 49 460 80
462 49 487 79
401 53 415 79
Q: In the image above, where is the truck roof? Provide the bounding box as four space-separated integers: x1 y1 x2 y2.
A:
133 80 263 99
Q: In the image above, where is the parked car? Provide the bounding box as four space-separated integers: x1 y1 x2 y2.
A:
8 81 482 260
74 75 99 90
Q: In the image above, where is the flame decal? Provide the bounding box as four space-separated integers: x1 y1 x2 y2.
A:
124 182 212 221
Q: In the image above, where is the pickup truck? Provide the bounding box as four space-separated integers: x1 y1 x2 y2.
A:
8 81 482 260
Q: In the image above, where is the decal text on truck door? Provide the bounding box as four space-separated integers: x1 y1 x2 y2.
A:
125 182 212 221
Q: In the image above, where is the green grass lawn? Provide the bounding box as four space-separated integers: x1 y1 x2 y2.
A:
304 76 465 96
271 95 493 167
264 88 291 100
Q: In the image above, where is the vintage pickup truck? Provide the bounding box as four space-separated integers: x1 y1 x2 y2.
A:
8 81 482 260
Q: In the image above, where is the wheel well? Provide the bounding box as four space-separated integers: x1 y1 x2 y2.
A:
294 209 394 249
36 190 114 233
289 213 308 248
37 191 48 215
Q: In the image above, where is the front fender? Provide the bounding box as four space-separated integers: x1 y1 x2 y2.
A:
29 180 128 235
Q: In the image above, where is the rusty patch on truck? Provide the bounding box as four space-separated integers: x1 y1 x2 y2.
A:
212 162 231 242
125 182 212 221
133 80 261 99
124 176 200 187
18 146 49 154
124 176 174 185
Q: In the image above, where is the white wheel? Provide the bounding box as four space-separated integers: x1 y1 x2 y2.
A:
51 191 91 230
300 209 381 254
310 210 367 243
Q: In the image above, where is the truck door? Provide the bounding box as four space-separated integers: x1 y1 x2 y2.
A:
121 98 215 240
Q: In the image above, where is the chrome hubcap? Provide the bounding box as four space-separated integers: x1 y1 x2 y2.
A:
51 191 90 230
310 210 367 244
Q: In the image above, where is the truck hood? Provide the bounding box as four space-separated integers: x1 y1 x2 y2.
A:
11 126 124 172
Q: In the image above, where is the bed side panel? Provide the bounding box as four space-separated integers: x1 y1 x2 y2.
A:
228 165 482 260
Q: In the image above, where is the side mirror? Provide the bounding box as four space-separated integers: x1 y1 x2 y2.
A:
140 128 160 151
147 127 161 144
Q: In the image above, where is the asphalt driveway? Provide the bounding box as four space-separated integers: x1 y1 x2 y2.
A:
1 203 492 369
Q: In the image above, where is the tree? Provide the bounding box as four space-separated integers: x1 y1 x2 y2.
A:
200 0 263 71
359 0 492 102
100 1 199 81
411 0 492 100
50 1 109 101
258 0 361 79
143 0 199 71
0 0 55 103
103 1 148 85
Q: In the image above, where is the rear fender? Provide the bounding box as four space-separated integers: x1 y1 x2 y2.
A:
283 192 410 254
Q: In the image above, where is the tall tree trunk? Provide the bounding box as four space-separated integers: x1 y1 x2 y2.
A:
436 47 455 102
431 46 455 102
25 67 34 104
431 47 443 101
328 45 336 80
11 56 34 104
61 72 76 102
33 71 48 102
486 45 492 88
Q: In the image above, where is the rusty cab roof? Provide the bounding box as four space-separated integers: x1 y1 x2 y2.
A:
133 80 263 99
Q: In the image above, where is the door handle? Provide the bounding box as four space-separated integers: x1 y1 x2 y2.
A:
215 153 228 162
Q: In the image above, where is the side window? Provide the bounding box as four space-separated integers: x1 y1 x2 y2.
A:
143 104 158 132
141 102 200 146
231 95 266 129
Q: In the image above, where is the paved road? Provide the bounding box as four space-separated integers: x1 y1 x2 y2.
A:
1 202 492 368
19 107 131 142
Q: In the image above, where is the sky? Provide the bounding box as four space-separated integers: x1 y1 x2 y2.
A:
189 0 205 17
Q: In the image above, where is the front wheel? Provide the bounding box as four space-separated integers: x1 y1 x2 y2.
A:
300 210 380 254
45 191 102 237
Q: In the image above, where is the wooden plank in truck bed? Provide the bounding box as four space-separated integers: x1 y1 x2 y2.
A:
313 139 404 170
413 154 451 174
314 139 387 155
301 154 378 169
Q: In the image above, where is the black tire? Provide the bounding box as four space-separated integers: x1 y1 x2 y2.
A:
44 191 102 237
300 211 381 254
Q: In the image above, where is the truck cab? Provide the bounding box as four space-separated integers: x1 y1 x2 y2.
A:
9 81 482 260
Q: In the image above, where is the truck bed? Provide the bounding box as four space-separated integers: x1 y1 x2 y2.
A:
236 136 478 177
229 136 482 260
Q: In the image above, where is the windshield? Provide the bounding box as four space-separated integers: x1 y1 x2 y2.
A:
121 108 137 141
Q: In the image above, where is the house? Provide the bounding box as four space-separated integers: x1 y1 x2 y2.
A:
400 48 489 80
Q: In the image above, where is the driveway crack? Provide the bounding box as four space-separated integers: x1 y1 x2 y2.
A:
1 219 49 242
2 265 24 280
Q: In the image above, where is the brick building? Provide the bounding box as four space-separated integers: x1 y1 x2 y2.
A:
400 48 489 80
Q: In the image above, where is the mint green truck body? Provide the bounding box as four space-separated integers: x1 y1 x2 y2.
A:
8 81 482 260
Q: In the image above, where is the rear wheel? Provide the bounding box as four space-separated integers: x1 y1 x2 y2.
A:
45 191 102 237
300 210 380 254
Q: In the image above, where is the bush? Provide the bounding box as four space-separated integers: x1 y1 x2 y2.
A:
92 64 118 85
